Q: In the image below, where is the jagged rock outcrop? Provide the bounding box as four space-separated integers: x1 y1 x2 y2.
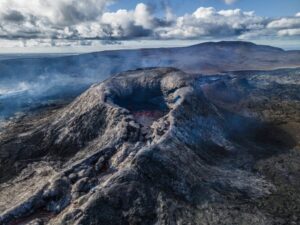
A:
0 67 299 225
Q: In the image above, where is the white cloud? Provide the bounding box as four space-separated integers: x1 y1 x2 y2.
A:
0 1 154 40
134 3 154 29
158 7 265 39
78 3 154 39
0 0 115 40
267 17 300 37
278 28 300 36
0 1 299 47
267 18 300 29
164 5 175 22
193 7 216 19
0 0 113 25
223 0 237 5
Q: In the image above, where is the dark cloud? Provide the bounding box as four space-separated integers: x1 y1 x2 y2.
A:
3 10 25 23
59 5 87 25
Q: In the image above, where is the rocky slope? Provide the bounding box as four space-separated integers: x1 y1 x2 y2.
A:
0 67 300 225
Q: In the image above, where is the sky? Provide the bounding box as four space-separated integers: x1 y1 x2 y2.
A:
0 0 300 53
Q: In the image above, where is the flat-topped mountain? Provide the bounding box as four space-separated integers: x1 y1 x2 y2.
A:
1 67 300 225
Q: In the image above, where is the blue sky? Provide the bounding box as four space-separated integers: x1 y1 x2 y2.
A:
0 0 299 53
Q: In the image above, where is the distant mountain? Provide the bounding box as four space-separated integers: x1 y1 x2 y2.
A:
0 41 299 119
1 41 300 83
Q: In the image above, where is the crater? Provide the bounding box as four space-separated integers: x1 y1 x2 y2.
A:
113 84 169 128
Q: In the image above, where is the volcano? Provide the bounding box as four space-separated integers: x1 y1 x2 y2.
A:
0 67 300 225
